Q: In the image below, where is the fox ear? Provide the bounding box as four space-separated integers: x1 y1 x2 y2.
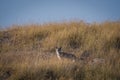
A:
59 47 62 50
55 47 58 49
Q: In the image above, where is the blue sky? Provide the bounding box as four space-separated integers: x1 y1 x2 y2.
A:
0 0 120 27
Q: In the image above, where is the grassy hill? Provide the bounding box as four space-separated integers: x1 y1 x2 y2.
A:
0 21 120 80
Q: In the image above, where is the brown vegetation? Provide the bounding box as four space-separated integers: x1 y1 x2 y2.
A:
0 21 120 80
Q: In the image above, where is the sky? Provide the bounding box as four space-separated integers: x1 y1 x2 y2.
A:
0 0 120 27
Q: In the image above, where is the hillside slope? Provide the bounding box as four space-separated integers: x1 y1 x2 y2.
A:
0 21 120 80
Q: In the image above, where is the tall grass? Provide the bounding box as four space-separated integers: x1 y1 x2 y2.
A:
0 21 120 80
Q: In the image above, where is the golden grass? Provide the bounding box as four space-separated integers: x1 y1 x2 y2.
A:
0 21 120 80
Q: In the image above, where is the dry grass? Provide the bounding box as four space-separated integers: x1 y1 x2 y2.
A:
0 21 120 80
